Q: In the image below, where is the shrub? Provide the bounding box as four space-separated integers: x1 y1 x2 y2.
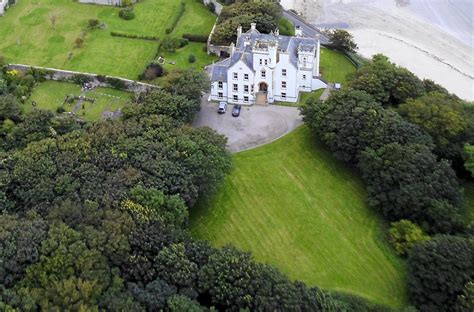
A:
110 31 159 41
119 8 135 20
182 33 208 43
188 54 196 63
389 220 430 256
56 106 66 114
105 77 126 90
139 63 164 81
71 74 92 85
88 19 100 29
161 37 188 53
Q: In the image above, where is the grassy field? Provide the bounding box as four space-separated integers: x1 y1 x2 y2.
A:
190 127 407 307
28 81 130 121
320 47 357 85
0 0 216 79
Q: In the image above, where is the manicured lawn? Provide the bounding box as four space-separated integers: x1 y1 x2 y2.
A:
190 126 407 307
160 42 218 71
320 47 357 85
0 0 216 79
28 81 130 121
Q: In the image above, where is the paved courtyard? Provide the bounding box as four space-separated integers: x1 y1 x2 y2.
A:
193 98 303 152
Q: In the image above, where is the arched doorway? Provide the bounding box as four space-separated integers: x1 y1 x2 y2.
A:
257 82 268 105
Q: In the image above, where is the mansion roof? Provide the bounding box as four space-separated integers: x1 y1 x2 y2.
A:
210 26 320 82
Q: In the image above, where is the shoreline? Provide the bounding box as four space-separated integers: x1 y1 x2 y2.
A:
282 0 474 101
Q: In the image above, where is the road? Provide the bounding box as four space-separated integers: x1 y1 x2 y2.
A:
282 10 329 44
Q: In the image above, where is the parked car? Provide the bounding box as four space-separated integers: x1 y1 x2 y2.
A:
218 102 227 114
232 105 242 117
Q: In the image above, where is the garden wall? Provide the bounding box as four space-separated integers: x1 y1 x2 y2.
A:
6 64 159 92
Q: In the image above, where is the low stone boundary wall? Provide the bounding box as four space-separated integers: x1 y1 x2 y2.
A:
6 64 159 93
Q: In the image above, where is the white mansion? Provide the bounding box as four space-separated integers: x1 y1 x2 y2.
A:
209 23 327 105
0 0 14 16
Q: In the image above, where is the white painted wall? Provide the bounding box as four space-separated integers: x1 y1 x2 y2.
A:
227 60 255 105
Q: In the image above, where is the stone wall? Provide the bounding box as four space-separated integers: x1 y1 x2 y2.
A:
203 0 222 15
6 64 159 93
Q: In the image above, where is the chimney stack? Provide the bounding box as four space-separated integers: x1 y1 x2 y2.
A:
250 23 256 31
295 25 303 37
275 28 279 36
237 25 242 37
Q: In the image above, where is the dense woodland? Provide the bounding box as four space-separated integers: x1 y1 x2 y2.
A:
301 54 474 312
0 65 395 311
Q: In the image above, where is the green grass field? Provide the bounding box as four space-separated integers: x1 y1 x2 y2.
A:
320 47 357 85
28 81 130 121
190 127 407 307
0 0 216 79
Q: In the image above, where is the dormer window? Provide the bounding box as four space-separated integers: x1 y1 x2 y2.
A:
261 70 266 78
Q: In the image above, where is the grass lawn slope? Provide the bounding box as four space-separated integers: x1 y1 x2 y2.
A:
320 47 356 85
190 127 407 307
0 0 216 78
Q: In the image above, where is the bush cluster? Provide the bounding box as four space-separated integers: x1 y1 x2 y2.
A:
111 31 159 41
139 62 164 81
119 7 135 20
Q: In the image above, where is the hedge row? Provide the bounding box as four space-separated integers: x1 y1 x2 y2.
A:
111 31 159 41
182 33 208 43
165 0 186 34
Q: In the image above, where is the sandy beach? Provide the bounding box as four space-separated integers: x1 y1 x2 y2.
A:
281 0 474 101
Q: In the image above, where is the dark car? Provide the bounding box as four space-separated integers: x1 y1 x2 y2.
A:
232 105 242 117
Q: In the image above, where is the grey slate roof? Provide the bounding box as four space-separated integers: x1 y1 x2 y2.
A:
210 28 319 82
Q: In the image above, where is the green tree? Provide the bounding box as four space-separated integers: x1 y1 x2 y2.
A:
123 90 200 124
389 220 430 256
407 235 474 312
167 295 206 312
349 54 425 106
0 95 21 122
163 69 210 104
198 246 261 310
464 144 474 177
398 92 468 161
359 143 463 233
455 281 474 312
328 29 358 53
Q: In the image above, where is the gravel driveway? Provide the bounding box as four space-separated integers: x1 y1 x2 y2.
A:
193 97 303 152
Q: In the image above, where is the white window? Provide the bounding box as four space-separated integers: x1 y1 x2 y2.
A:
218 92 223 99
233 95 238 101
233 72 238 80
282 69 287 77
244 73 249 81
218 81 223 89
251 85 254 92
281 92 287 99
244 85 249 93
281 81 286 89
233 84 238 92
303 57 307 67
261 70 266 78
259 59 263 65
302 74 306 80
244 96 249 103
264 59 268 66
